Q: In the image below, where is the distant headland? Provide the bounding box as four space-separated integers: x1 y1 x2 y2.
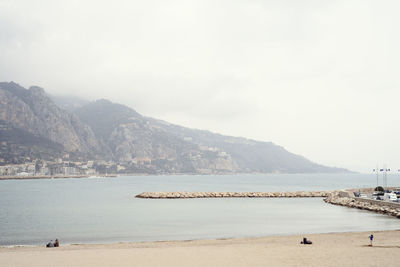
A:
0 81 350 176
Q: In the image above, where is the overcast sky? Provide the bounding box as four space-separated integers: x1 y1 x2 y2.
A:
1 0 399 172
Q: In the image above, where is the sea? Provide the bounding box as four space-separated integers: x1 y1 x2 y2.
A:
1 173 400 246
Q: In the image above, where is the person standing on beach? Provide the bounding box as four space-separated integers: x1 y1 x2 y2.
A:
369 234 374 246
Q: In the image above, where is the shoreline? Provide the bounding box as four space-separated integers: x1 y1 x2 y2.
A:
0 228 397 249
0 172 358 180
0 174 117 180
1 230 399 267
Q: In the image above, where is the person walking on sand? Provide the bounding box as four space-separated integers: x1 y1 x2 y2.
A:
369 234 374 246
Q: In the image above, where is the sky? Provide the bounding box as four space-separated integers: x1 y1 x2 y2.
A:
1 0 400 173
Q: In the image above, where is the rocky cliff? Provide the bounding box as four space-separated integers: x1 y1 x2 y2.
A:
0 82 102 159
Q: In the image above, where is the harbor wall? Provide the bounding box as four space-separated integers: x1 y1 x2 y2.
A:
324 191 400 218
353 197 400 209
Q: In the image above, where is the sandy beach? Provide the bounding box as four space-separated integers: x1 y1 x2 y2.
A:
1 230 399 267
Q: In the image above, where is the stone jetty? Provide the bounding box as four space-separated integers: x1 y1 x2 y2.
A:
324 191 400 219
136 189 400 219
135 191 330 199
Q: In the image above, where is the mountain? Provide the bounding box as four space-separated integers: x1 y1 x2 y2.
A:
147 120 343 173
75 99 235 173
0 82 103 161
75 99 348 174
0 81 349 174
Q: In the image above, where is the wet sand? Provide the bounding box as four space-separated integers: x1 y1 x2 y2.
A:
1 230 399 267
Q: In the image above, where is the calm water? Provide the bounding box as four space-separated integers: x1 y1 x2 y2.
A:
1 173 400 246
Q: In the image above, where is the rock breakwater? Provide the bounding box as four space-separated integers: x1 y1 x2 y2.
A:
135 191 330 199
136 189 400 219
324 191 400 218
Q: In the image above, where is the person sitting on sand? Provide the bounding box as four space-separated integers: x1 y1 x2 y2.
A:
54 239 59 247
300 237 312 245
46 240 54 248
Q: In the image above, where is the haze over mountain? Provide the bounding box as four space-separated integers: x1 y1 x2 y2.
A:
2 1 400 173
0 82 349 174
51 95 90 112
